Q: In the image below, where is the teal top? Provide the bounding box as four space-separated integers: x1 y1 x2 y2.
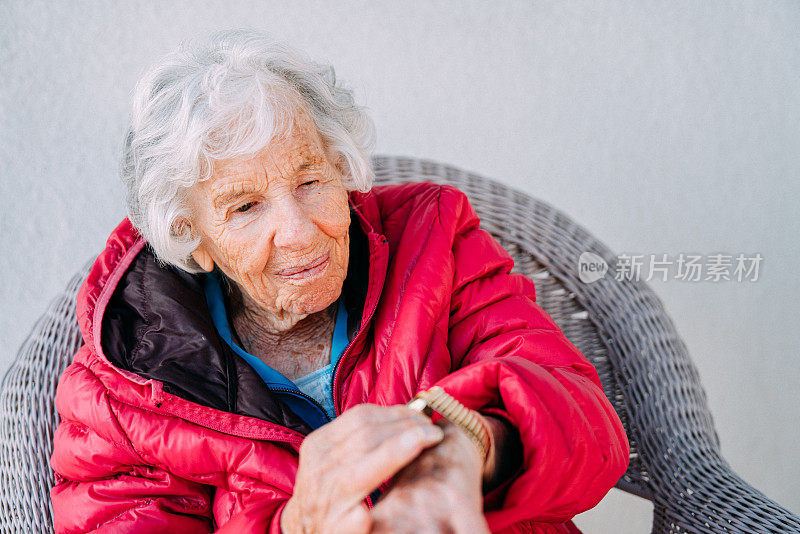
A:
202 272 349 429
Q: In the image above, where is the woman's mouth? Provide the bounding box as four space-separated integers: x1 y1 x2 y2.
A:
275 253 330 280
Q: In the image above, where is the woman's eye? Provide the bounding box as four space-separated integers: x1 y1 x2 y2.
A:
300 180 318 188
235 202 256 213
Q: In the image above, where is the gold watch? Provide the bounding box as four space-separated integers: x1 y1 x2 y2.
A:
406 386 491 464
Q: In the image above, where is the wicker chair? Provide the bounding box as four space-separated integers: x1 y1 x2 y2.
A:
2 155 798 533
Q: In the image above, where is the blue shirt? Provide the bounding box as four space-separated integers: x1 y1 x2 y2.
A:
202 272 349 429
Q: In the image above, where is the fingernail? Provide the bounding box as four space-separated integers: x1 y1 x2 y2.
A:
401 425 441 449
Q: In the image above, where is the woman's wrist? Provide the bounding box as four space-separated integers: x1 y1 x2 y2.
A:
406 387 522 494
476 413 523 494
476 412 499 486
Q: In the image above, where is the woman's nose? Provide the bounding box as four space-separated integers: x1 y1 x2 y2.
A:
270 196 317 250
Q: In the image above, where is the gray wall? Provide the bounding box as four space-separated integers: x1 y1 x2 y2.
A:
1 1 798 531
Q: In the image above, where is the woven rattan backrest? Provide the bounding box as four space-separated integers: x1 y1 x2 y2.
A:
0 261 90 533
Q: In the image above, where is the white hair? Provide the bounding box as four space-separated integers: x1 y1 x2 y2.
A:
121 29 376 273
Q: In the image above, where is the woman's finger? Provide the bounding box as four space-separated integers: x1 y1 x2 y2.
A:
339 412 439 452
320 403 430 443
342 422 444 498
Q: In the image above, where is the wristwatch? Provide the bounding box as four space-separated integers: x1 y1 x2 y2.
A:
406 386 491 464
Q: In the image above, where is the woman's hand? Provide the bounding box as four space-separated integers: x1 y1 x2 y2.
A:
369 418 491 534
280 403 445 534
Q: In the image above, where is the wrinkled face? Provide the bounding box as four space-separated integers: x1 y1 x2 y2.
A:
186 102 350 328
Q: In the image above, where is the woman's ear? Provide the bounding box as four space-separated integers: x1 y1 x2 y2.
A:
191 246 215 273
174 216 214 273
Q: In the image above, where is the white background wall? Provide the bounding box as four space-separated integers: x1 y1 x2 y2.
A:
1 1 798 531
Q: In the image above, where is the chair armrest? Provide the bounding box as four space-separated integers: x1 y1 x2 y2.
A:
568 259 800 532
651 451 800 533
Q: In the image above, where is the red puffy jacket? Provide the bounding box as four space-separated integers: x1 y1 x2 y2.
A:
50 181 629 533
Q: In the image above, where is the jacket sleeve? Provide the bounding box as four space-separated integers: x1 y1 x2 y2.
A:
50 436 287 534
50 354 290 534
50 356 217 533
212 497 288 534
431 185 630 532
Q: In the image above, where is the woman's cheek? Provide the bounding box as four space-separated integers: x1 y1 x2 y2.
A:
216 222 265 271
229 240 268 280
315 196 350 237
210 227 235 267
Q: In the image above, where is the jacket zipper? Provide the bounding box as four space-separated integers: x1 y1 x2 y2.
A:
331 235 388 417
269 385 332 425
330 335 357 417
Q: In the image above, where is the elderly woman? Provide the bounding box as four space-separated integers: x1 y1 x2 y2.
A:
50 30 628 533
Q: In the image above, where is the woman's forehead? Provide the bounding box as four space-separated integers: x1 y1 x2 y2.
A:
210 111 327 186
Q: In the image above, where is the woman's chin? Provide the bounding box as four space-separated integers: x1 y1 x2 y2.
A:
275 292 335 321
278 278 343 315
302 293 339 316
